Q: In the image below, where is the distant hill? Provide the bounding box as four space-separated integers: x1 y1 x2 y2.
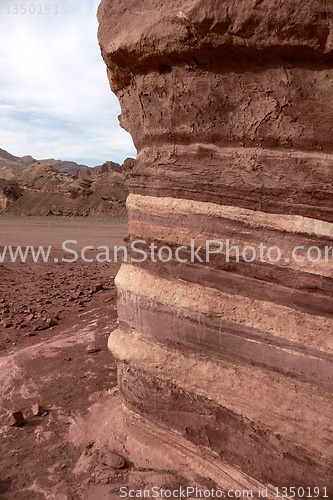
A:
0 149 134 217
0 148 126 179
78 160 123 178
38 159 91 176
0 148 36 179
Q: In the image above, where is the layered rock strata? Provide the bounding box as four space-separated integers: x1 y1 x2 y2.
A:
98 0 333 490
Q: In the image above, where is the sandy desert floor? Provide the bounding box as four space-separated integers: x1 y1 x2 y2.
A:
0 216 126 498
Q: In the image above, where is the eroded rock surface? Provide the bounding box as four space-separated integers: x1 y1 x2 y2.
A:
98 0 333 490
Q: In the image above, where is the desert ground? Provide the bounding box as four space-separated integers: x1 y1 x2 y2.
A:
0 216 126 498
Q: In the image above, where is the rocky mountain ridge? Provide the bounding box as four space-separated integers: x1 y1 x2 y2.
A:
0 149 133 217
0 147 130 179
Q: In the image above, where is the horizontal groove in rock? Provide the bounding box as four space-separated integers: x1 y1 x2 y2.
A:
114 265 332 344
133 257 333 317
128 154 333 221
127 196 333 282
117 295 333 388
127 193 333 239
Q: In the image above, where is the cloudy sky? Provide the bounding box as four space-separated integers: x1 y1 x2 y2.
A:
0 0 136 166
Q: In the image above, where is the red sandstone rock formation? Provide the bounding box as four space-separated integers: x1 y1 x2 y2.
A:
98 0 333 491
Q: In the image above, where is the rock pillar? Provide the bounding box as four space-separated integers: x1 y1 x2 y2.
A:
98 0 333 489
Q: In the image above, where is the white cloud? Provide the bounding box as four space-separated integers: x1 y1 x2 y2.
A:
0 0 136 165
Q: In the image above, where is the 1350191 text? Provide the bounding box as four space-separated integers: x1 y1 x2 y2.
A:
5 4 59 15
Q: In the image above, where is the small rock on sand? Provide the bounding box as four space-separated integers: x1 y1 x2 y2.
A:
86 344 100 354
6 411 26 427
31 403 47 416
101 451 126 469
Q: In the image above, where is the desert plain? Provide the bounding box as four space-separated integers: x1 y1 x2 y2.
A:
0 216 129 498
